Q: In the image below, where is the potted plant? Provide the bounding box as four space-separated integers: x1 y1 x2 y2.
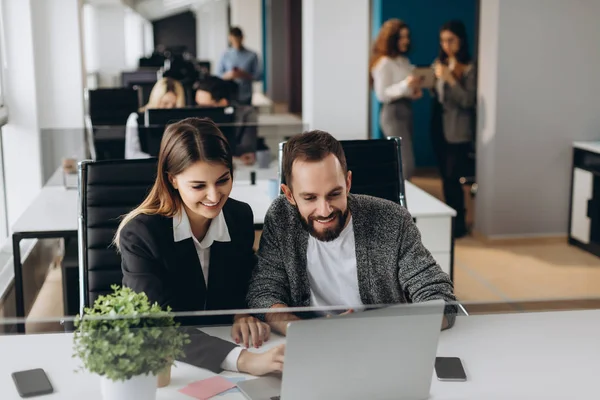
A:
73 285 189 400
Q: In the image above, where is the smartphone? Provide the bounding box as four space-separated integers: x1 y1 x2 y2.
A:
435 357 467 381
12 368 54 398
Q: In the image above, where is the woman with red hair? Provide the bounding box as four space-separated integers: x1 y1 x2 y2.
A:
370 19 421 180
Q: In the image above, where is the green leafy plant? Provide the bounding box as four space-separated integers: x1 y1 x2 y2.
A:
73 285 190 382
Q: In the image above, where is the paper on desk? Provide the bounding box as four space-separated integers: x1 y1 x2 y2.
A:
216 377 247 396
178 376 236 399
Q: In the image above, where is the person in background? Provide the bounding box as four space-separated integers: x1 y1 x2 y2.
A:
430 20 476 238
194 76 259 165
116 118 283 375
125 77 186 159
247 131 457 335
370 19 422 180
218 26 261 106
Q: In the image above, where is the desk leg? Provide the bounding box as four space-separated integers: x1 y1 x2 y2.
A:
12 234 25 334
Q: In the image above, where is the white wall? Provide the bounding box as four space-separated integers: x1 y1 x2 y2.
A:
31 0 86 182
2 0 42 227
230 0 263 93
83 4 98 73
94 5 127 87
143 17 154 56
194 0 228 73
124 7 145 70
32 0 85 129
229 0 262 57
475 0 600 237
474 0 500 237
302 0 369 140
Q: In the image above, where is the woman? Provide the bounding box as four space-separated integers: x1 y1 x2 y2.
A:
370 19 422 180
430 20 476 238
115 118 283 375
125 77 186 159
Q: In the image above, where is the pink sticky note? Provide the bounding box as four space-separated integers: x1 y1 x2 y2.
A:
178 376 236 400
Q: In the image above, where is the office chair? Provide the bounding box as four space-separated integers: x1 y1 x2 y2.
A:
78 158 157 312
278 137 407 208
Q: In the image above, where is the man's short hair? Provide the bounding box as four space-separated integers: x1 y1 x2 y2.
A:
283 130 348 188
193 76 233 102
229 26 243 38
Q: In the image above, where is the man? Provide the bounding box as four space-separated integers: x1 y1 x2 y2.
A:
194 76 259 165
247 130 457 333
217 26 261 105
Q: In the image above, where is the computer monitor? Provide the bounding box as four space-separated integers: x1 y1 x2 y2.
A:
121 70 159 87
137 125 167 157
144 106 235 127
143 107 238 154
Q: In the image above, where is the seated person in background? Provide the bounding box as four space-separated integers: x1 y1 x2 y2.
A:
125 77 186 159
116 118 283 375
247 130 457 334
194 76 259 166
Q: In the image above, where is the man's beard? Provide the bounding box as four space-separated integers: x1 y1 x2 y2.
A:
294 205 350 242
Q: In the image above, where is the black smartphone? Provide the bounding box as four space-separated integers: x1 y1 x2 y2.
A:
435 357 467 381
12 368 54 398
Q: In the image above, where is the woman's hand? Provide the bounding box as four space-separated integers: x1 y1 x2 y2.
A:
237 344 285 376
434 62 456 85
232 315 271 348
406 75 421 89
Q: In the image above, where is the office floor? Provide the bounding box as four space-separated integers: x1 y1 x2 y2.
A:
411 173 600 309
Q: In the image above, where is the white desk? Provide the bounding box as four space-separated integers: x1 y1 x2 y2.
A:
1 310 599 399
232 162 279 183
11 186 79 330
230 181 274 227
405 182 456 277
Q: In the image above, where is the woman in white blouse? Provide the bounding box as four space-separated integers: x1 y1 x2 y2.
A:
125 77 186 159
370 19 422 180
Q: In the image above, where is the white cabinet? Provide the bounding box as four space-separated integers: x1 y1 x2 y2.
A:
570 168 593 244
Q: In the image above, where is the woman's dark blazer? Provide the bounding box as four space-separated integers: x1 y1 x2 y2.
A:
118 198 256 372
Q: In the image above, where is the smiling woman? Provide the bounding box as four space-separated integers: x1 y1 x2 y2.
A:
113 117 283 376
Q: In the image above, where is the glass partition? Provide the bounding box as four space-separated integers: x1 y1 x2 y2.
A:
2 298 599 398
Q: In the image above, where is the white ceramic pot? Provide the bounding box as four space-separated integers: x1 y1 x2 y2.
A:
100 373 157 400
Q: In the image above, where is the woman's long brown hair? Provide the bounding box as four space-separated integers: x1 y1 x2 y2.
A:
369 19 410 85
113 117 233 249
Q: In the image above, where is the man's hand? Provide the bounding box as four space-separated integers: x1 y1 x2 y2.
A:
237 344 285 376
265 304 301 336
232 315 271 348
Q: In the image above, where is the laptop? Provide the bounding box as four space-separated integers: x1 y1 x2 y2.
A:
237 299 445 400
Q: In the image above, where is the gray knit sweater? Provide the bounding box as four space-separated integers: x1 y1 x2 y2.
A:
247 194 457 327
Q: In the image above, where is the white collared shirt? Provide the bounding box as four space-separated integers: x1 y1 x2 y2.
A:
173 207 231 287
172 207 242 371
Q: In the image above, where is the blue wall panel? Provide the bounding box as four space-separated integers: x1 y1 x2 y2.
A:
372 0 477 167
